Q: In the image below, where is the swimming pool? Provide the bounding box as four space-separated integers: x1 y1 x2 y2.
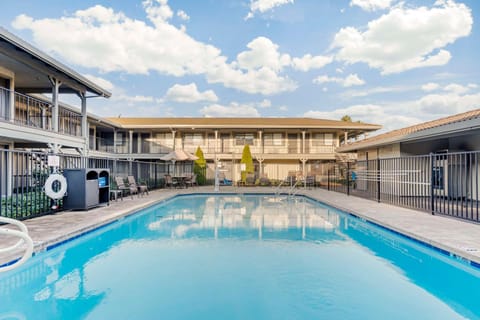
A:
0 194 479 319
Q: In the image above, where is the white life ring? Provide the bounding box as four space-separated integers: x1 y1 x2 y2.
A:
44 173 68 200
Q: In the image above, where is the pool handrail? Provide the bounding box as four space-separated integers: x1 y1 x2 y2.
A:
0 217 34 272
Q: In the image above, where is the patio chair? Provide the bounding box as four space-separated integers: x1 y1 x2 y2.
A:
128 176 149 196
184 174 197 188
245 173 256 186
164 174 178 189
114 176 137 199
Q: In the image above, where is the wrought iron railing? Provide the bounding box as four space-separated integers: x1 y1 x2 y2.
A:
318 151 480 223
0 86 83 137
0 149 170 220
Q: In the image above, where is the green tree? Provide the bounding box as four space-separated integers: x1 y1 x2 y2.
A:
194 146 207 185
341 115 352 122
240 144 254 182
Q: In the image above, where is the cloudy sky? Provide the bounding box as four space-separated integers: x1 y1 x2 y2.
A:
1 0 479 132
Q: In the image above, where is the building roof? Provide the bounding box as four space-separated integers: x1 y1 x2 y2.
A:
0 27 111 97
106 117 382 131
338 108 480 152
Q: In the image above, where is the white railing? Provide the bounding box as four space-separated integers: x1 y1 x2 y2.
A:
0 217 34 272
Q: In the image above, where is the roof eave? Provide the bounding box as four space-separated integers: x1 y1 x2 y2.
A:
0 27 111 98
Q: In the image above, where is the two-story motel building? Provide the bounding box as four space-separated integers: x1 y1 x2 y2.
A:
0 26 381 184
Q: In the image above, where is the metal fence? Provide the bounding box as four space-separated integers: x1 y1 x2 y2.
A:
0 149 171 220
318 151 480 223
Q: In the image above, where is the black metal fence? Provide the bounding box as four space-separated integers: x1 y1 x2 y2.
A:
0 149 171 220
319 151 480 223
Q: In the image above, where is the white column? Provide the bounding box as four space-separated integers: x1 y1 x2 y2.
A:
51 78 61 132
8 78 14 123
80 93 88 150
344 131 348 145
302 131 306 154
128 130 133 154
171 130 176 150
113 128 117 154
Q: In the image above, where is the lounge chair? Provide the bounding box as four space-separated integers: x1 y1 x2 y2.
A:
128 176 149 196
115 176 137 199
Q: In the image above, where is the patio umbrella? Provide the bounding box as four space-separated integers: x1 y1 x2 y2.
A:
160 150 199 175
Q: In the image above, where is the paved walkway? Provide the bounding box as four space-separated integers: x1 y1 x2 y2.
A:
1 186 480 267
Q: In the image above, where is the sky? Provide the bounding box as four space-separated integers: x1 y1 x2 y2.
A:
0 0 479 133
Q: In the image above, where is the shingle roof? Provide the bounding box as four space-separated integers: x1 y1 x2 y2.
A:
106 117 381 130
338 108 480 152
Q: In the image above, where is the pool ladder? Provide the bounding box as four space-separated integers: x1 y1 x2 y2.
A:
0 217 34 272
274 179 301 198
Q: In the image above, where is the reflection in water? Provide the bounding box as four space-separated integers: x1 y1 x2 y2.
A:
0 195 479 320
149 196 340 240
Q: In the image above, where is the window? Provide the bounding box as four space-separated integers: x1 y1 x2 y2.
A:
312 133 334 146
235 133 255 146
264 133 283 146
433 167 444 190
184 133 204 147
153 132 173 147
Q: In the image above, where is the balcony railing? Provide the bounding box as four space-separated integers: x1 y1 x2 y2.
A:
1 86 83 137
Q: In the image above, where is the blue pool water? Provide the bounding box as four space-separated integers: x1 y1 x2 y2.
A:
0 194 479 319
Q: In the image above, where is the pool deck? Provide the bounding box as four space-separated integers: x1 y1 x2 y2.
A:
1 186 480 268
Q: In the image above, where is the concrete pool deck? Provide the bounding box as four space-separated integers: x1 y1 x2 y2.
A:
1 186 480 268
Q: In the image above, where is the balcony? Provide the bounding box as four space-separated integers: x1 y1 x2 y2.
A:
1 86 82 137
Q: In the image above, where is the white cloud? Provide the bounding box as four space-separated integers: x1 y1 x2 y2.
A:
421 82 440 92
201 102 260 117
259 99 272 108
305 104 419 133
417 91 480 115
83 74 115 92
245 0 294 20
236 37 291 72
292 54 333 72
177 10 190 21
332 1 472 74
12 2 298 96
443 83 469 95
350 0 394 12
165 83 218 103
313 73 365 87
305 86 480 133
115 94 155 103
343 85 410 98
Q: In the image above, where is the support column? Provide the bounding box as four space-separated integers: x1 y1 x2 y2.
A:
301 131 306 154
258 130 263 154
257 157 264 177
92 126 97 151
344 131 348 145
214 130 218 154
300 158 308 188
171 130 176 150
113 128 117 154
8 78 14 123
49 77 61 132
79 92 88 151
128 130 133 154
137 132 142 154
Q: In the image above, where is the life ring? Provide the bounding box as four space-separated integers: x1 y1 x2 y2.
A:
44 173 68 200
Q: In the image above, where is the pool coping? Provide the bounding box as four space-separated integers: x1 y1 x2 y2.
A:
1 187 480 270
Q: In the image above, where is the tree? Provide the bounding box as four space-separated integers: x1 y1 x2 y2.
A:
341 115 352 122
240 144 254 182
194 146 207 185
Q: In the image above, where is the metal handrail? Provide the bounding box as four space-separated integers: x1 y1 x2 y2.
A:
287 179 302 197
0 217 34 272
